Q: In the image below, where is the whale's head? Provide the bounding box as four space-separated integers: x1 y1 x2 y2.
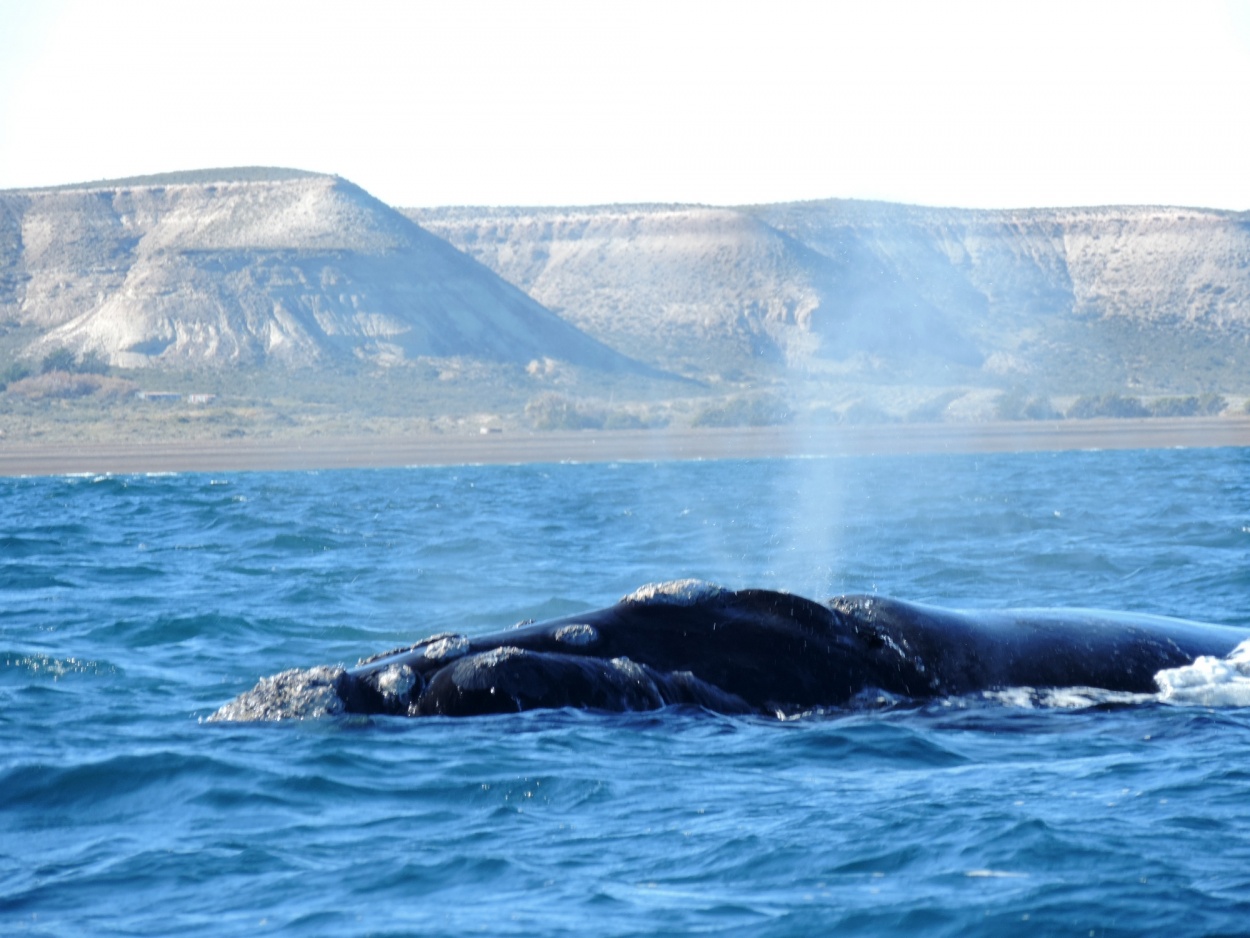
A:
212 584 923 720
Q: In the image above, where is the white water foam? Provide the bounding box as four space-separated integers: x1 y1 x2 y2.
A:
1155 640 1250 707
980 687 1154 710
972 641 1250 710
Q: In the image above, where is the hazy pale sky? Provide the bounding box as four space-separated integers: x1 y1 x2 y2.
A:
2 0 1249 210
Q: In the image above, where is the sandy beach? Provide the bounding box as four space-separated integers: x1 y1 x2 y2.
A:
1 417 1247 476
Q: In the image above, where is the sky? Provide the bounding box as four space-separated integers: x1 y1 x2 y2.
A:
2 0 1249 210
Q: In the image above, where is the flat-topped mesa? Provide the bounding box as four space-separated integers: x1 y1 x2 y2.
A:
407 204 847 373
0 169 643 372
9 169 1249 389
410 199 1250 386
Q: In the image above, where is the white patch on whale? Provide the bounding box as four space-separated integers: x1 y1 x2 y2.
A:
622 580 725 606
424 634 471 662
207 665 346 722
373 663 417 704
554 623 598 646
450 646 525 691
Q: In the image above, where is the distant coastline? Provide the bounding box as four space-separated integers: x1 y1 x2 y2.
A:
5 171 1250 445
2 418 1247 477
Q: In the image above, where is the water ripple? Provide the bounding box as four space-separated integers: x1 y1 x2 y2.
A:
2 450 1250 935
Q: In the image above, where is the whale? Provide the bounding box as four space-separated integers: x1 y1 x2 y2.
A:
210 581 1250 721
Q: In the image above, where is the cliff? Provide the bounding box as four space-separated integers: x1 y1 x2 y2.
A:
409 200 1250 391
0 169 639 372
4 166 1247 400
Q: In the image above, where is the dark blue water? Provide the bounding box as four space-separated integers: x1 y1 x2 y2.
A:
3 448 1249 936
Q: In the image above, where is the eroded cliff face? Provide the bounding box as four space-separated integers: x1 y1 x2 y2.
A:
4 167 1247 395
0 170 636 372
756 201 1250 327
405 206 823 378
410 199 1250 389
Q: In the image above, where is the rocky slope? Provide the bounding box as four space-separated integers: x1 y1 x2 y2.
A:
755 200 1250 364
0 169 638 372
409 200 1250 391
4 166 1247 403
405 205 842 379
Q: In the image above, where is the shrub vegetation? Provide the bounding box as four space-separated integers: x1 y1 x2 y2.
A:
524 393 604 430
1066 393 1150 419
1149 394 1227 417
995 388 1061 420
690 393 792 428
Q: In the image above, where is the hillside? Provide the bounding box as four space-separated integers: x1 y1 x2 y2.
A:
2 167 1249 444
406 205 838 379
754 200 1250 389
0 169 640 372
409 200 1250 393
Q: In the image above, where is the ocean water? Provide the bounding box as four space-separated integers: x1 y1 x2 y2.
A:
2 446 1249 936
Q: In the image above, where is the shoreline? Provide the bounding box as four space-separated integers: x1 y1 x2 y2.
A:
1 417 1248 476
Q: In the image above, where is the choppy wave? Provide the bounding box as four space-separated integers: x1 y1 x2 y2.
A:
1156 639 1250 707
3 448 1249 935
